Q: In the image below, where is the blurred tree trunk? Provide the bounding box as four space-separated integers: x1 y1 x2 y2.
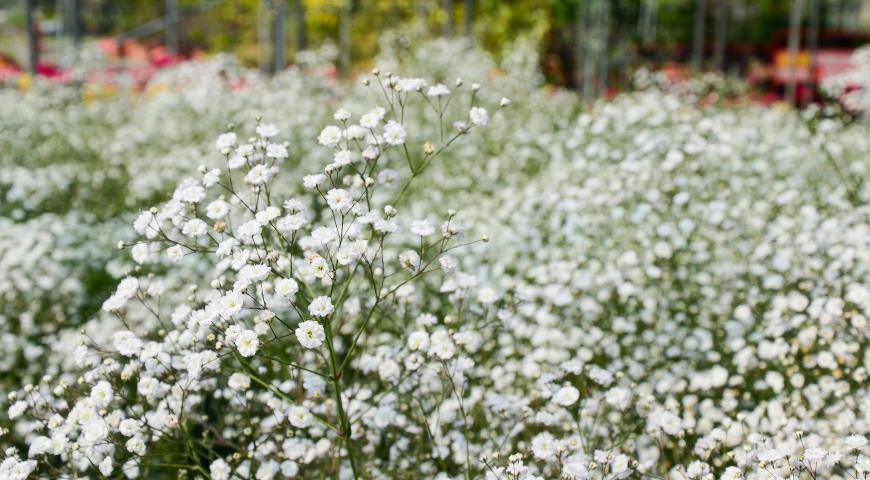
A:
786 0 804 104
295 0 307 52
691 0 706 70
274 0 286 71
258 0 270 73
581 0 608 100
446 0 455 36
340 0 352 77
67 0 81 53
597 0 610 96
638 0 657 43
166 0 179 55
712 0 727 71
417 0 428 25
808 0 819 104
26 0 38 74
581 0 595 99
464 0 474 39
573 1 583 91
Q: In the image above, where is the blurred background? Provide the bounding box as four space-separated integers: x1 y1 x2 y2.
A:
0 0 869 104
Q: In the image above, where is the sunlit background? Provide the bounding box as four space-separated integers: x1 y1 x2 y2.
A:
2 0 869 103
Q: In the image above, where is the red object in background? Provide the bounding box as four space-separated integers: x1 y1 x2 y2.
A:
36 61 65 78
150 46 183 68
0 56 71 83
0 54 23 80
814 50 855 80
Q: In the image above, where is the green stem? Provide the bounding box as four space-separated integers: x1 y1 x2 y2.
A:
324 320 361 479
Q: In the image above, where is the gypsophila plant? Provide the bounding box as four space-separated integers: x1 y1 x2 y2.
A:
2 36 870 480
1 71 509 480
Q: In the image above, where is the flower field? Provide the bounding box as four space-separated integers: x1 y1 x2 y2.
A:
1 39 869 480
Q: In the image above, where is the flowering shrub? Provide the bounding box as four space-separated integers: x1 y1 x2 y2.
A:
2 39 870 480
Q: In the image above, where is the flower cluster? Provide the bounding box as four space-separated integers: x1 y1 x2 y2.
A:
1 37 869 480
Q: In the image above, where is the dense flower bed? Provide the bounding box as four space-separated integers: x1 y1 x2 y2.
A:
1 39 868 480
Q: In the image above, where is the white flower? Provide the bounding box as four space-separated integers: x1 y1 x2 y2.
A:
210 459 231 480
477 287 498 304
275 278 299 298
222 291 245 316
176 181 206 203
407 331 429 351
228 373 251 390
256 123 279 137
562 461 589 479
718 467 741 480
182 218 208 237
216 132 237 152
255 206 281 224
439 255 458 275
383 121 407 146
99 457 113 476
81 419 109 444
326 188 353 212
531 432 556 460
303 173 327 189
410 219 435 236
399 250 421 272
165 244 185 263
555 385 580 406
133 211 159 238
295 320 326 349
378 359 401 383
362 145 380 160
237 264 271 284
308 296 334 317
757 448 787 463
334 150 353 166
90 381 113 408
28 436 52 458
427 84 450 97
206 199 230 219
236 329 260 357
605 387 632 410
650 408 684 436
845 435 868 450
287 406 313 428
318 125 343 147
397 77 427 92
334 108 351 121
469 107 489 126
266 143 289 159
119 419 141 437
8 400 27 419
113 331 143 357
360 107 385 128
245 164 273 185
804 448 827 463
